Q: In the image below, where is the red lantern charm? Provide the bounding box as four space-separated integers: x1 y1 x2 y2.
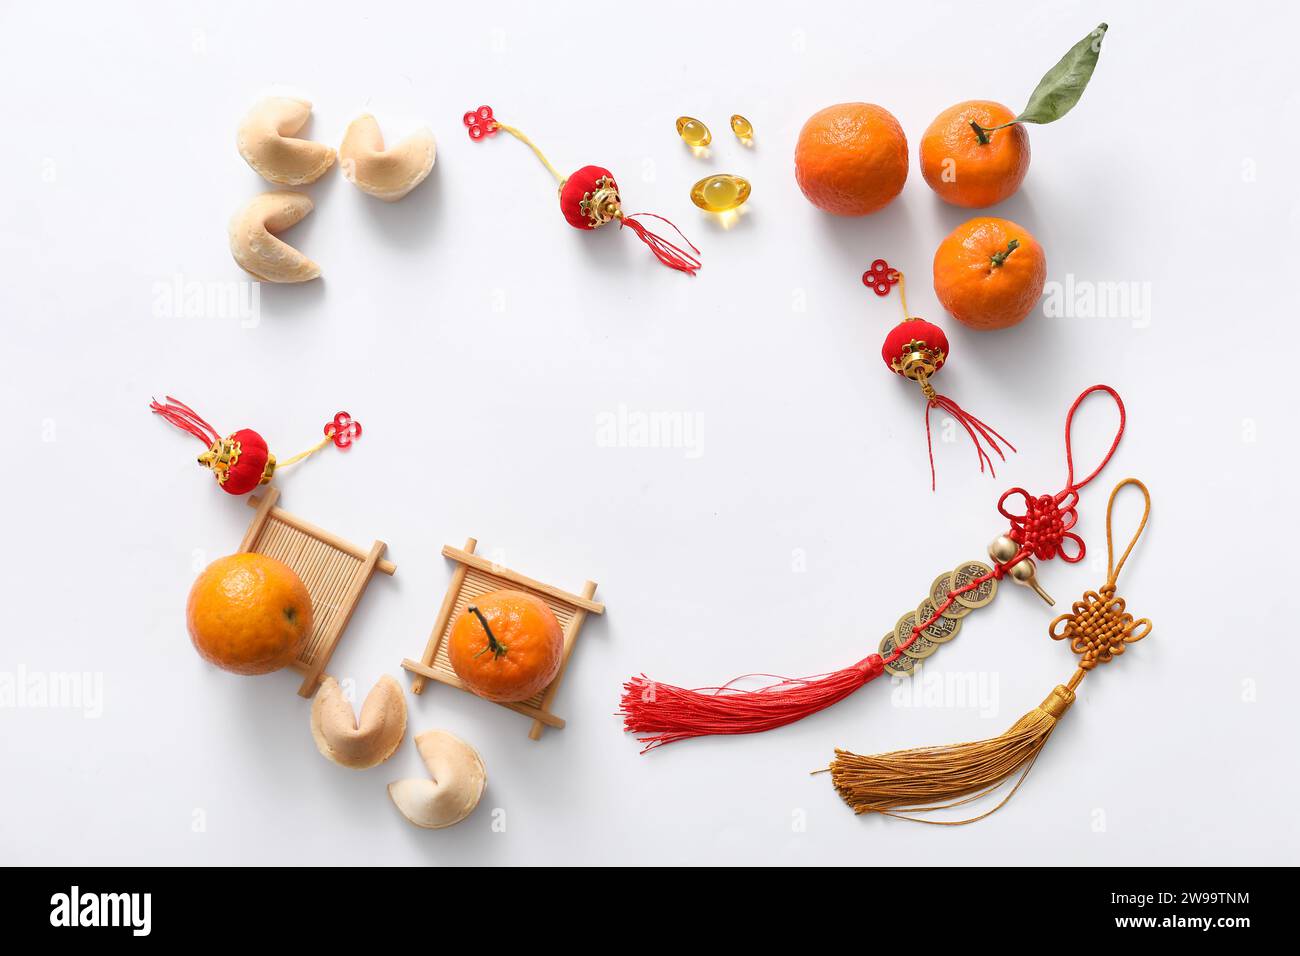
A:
559 165 621 230
881 318 948 378
466 107 701 275
197 427 274 495
150 397 360 496
872 262 1013 490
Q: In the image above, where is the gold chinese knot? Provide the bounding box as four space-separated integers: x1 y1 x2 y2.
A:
1049 477 1152 672
1049 583 1150 670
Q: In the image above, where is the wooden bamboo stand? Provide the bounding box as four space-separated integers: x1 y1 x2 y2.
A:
238 487 395 698
402 539 604 739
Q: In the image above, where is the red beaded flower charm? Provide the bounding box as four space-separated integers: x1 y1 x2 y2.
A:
463 106 497 141
862 259 899 296
326 412 362 449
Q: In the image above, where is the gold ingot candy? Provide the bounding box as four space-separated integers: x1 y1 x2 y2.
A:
730 114 753 140
675 116 712 148
690 174 751 213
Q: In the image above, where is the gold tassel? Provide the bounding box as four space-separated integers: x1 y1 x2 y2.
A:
827 680 1077 825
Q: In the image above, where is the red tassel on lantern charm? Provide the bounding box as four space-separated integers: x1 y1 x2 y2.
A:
464 106 701 275
866 259 1013 490
150 397 360 495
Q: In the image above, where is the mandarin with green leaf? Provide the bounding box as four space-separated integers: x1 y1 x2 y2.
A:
920 101 1030 208
919 24 1108 207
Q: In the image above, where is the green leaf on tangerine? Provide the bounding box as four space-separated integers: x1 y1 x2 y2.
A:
1017 23 1108 125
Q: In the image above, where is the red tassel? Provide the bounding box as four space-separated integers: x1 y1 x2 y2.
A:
924 392 1014 492
619 213 701 275
620 654 885 752
150 396 220 446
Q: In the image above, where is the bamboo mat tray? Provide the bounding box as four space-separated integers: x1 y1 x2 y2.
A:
402 538 604 739
239 487 395 697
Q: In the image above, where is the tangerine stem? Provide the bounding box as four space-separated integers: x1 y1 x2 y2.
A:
468 605 508 660
970 119 1020 144
990 239 1020 268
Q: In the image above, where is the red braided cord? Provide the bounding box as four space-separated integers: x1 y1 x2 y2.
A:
886 547 1028 663
1063 384 1126 493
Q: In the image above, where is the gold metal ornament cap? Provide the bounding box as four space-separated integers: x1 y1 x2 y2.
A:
579 175 622 227
891 340 944 381
197 436 241 485
882 319 949 381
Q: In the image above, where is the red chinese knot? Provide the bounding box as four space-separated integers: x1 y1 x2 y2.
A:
863 259 899 296
1000 489 1083 562
327 412 362 449
463 106 496 141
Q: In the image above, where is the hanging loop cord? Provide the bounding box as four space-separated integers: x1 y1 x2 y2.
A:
620 384 1128 752
491 121 566 186
1104 477 1150 587
894 267 912 319
829 477 1151 826
277 432 333 469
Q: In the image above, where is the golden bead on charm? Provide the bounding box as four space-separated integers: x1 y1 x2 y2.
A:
730 114 754 141
675 116 712 148
987 535 1019 564
690 174 751 213
1008 558 1055 606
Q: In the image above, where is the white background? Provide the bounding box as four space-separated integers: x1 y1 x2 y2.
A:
1 0 1294 866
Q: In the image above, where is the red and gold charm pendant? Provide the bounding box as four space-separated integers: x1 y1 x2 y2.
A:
867 259 1013 489
151 397 361 496
464 105 701 275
